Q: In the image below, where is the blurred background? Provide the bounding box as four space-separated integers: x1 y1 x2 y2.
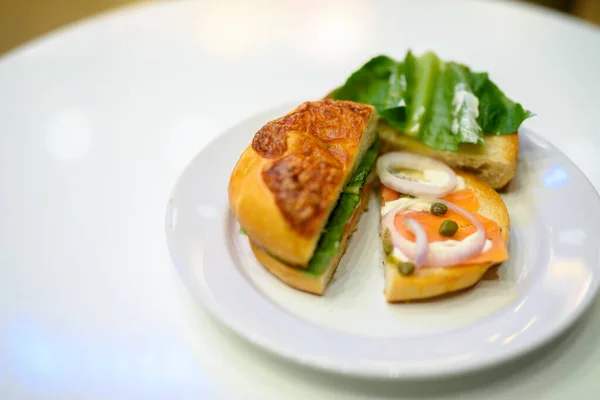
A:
0 0 599 57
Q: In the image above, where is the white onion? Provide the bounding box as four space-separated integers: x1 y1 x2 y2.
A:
376 152 457 198
382 199 486 269
402 216 428 268
382 199 427 266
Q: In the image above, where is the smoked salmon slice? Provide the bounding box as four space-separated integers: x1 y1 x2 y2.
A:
382 185 508 267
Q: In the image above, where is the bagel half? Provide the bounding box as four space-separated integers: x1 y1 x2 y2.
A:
228 99 378 267
382 170 510 302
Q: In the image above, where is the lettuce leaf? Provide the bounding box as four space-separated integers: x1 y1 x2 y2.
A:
469 71 535 134
303 138 379 277
343 138 380 194
332 56 402 112
332 51 534 152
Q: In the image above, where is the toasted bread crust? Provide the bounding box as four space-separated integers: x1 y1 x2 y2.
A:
252 100 372 158
384 171 510 302
229 100 378 266
262 147 344 237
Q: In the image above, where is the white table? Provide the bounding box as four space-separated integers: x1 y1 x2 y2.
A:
1 0 600 398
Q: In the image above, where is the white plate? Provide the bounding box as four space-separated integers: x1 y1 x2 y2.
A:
165 103 600 379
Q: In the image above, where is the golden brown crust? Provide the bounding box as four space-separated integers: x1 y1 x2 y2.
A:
229 99 378 266
383 171 510 302
252 99 371 160
262 143 343 237
252 123 287 158
258 100 374 237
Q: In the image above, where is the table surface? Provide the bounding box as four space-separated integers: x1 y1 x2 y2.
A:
1 0 600 398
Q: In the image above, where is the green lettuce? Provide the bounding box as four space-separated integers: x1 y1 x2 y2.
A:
304 138 379 277
343 138 379 195
332 51 534 152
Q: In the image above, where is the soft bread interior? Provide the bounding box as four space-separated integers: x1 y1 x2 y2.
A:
250 183 371 295
383 170 510 302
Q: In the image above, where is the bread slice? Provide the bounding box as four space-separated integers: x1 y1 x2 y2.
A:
382 171 510 302
379 121 518 189
228 99 378 267
249 181 372 295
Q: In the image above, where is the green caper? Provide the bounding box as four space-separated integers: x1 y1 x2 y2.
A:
430 202 448 216
386 253 401 266
439 219 459 237
397 262 415 276
382 229 393 254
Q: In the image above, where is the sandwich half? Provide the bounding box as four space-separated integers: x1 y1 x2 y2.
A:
228 99 379 295
376 152 510 302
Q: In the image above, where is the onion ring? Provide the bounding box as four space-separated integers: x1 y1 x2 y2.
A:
402 216 428 268
376 152 457 198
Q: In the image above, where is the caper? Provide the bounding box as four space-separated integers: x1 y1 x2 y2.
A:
439 219 459 237
382 229 393 254
398 262 415 276
386 253 401 266
430 202 448 216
